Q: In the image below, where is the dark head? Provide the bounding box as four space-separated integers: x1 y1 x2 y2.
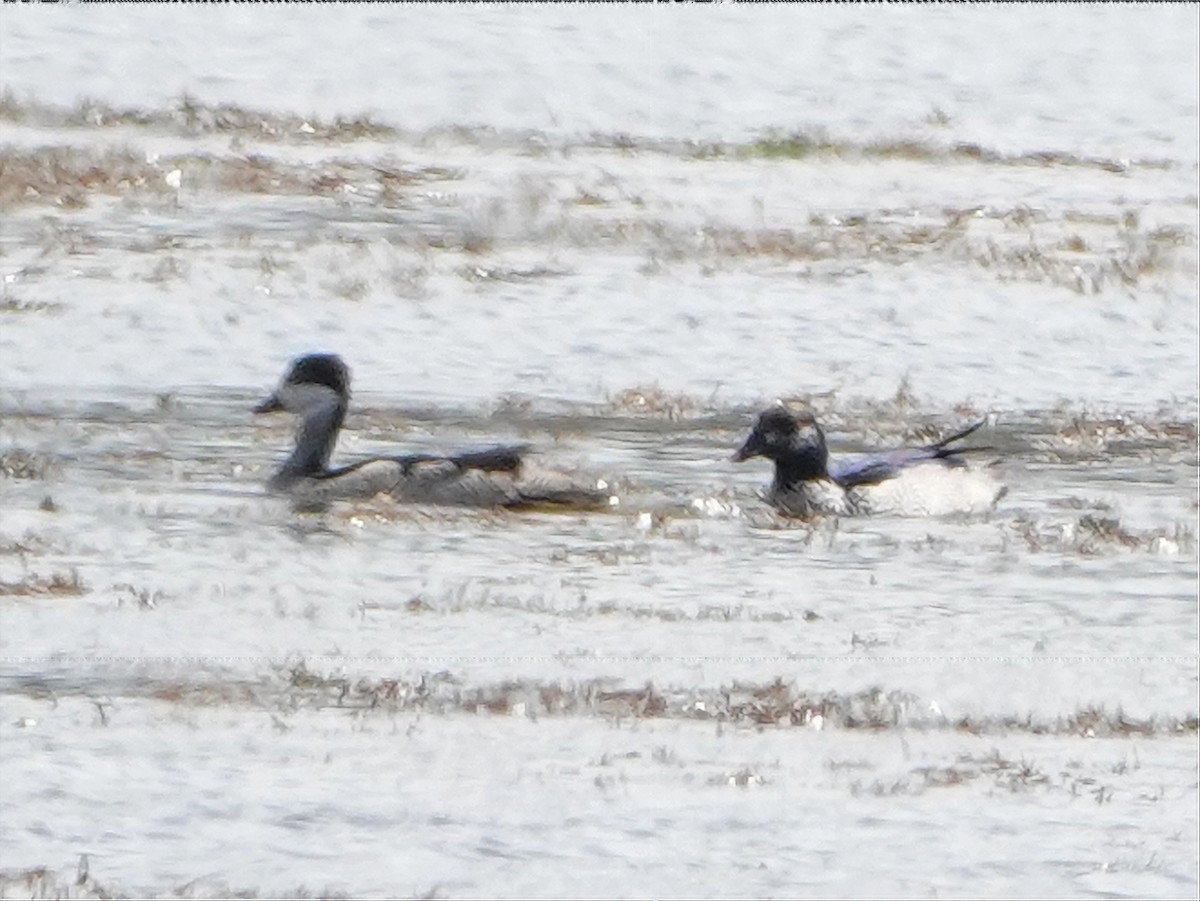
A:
732 407 829 479
256 353 353 481
255 353 351 414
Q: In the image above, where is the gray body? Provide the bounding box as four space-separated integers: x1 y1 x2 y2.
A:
257 354 608 511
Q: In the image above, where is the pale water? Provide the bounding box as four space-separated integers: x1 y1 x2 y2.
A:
0 5 1197 899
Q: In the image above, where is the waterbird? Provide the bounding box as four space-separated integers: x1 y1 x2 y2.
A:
255 353 611 511
732 406 1004 518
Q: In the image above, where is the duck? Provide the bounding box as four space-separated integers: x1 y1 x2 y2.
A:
732 406 1004 518
254 353 611 511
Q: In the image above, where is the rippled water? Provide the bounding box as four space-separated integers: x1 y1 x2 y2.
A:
1 6 1197 900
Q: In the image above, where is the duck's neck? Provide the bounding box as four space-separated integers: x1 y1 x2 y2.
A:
278 399 347 482
771 441 829 492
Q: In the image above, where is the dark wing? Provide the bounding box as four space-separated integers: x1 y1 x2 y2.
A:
383 443 530 475
828 454 909 488
828 422 990 489
447 444 530 473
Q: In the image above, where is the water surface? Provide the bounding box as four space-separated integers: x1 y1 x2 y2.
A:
1 6 1197 899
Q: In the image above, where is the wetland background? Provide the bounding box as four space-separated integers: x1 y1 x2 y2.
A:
0 5 1197 899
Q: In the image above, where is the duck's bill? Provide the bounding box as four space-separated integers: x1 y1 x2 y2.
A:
253 393 283 414
730 437 759 462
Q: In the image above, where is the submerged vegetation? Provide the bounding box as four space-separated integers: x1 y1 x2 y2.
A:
0 145 462 211
0 449 57 480
737 130 1167 173
851 747 1139 801
0 568 86 597
7 660 1186 740
0 95 1192 297
274 664 1199 737
0 90 399 143
1007 513 1194 556
0 93 1175 173
0 857 351 901
0 296 64 316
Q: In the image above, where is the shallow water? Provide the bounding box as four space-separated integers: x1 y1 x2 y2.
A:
1 6 1198 900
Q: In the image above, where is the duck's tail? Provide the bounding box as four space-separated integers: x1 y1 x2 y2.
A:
925 420 994 464
447 444 529 473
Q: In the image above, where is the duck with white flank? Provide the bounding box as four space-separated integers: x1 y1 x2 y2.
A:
255 353 610 511
732 407 1004 518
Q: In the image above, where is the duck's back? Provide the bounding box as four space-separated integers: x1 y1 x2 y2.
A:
512 465 611 509
274 459 405 509
393 461 609 509
391 461 524 507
